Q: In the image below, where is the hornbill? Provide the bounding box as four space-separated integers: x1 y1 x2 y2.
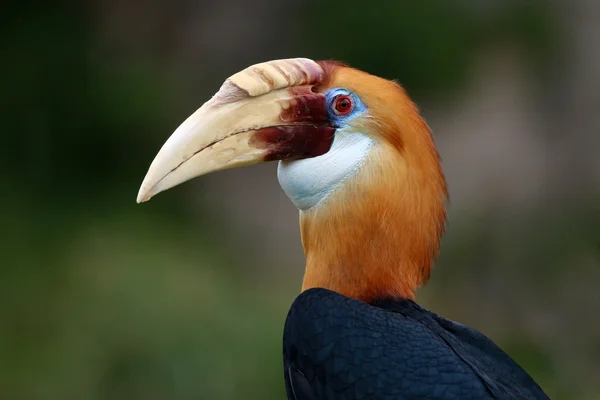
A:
137 58 550 399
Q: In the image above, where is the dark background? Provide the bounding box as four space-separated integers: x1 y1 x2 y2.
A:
2 1 599 399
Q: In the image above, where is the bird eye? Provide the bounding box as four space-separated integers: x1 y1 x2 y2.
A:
332 95 354 116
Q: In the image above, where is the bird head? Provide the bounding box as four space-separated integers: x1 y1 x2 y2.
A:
137 58 448 302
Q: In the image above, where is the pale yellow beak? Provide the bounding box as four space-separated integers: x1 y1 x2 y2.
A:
136 58 335 203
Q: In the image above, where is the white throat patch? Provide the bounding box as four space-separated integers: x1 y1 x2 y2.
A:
277 130 374 211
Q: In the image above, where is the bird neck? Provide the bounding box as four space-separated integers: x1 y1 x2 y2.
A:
299 144 447 303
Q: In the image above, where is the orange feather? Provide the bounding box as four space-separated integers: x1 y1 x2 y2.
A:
300 62 448 302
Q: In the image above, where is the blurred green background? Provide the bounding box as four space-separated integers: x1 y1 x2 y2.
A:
2 1 599 399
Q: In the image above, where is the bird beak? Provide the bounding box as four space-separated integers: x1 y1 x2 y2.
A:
136 58 334 203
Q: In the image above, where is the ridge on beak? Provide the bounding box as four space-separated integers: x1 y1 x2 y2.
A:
136 58 335 203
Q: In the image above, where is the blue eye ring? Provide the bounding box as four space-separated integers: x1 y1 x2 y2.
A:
332 94 354 116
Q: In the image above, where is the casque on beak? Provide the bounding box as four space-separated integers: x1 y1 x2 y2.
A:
136 58 335 203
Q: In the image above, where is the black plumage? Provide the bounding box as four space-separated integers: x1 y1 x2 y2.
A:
284 288 550 400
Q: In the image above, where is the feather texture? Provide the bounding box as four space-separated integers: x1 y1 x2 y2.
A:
284 289 550 400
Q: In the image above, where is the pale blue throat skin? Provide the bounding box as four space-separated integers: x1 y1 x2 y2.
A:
277 88 375 211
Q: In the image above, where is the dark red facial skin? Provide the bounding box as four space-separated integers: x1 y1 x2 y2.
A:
251 125 335 161
249 86 335 161
280 87 329 124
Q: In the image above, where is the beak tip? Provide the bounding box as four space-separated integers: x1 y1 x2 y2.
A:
136 184 154 204
136 193 149 204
